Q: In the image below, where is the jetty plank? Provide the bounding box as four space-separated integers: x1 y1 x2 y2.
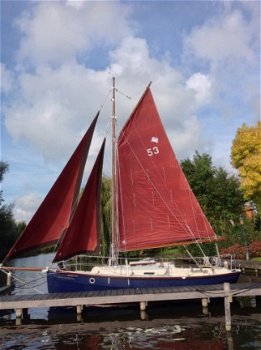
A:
1 283 260 313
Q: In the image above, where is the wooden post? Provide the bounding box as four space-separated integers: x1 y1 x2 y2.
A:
15 318 21 326
15 307 23 325
77 312 83 322
7 272 12 287
224 283 232 331
226 332 234 350
140 301 147 311
15 308 23 319
76 305 83 315
140 310 147 320
201 298 209 315
140 301 148 319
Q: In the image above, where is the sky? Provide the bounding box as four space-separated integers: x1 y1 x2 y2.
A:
0 0 260 223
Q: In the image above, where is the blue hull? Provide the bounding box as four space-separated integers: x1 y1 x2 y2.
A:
47 270 240 293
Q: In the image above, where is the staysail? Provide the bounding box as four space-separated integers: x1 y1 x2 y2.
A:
53 140 105 262
117 86 216 252
3 113 99 262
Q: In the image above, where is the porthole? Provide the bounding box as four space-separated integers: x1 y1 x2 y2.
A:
89 277 95 284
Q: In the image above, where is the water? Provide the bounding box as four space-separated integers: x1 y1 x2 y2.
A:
0 254 260 350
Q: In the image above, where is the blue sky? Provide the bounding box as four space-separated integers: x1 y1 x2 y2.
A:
1 0 260 223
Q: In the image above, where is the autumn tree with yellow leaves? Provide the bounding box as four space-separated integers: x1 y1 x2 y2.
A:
231 121 261 213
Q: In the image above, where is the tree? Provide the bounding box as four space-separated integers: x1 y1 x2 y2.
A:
181 152 245 250
17 221 26 235
100 176 111 256
181 152 215 213
0 162 8 183
231 121 261 212
0 162 18 260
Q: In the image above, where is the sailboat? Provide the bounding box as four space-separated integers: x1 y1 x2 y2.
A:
1 78 240 292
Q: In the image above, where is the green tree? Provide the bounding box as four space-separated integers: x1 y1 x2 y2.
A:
231 121 261 212
16 221 26 235
181 152 214 213
100 176 111 256
0 162 18 260
181 152 245 251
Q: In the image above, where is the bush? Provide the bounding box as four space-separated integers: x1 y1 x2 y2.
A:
220 240 261 259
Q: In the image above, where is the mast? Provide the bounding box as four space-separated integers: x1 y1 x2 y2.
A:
111 76 117 263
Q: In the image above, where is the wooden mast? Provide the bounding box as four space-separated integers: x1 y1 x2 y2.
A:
111 76 117 263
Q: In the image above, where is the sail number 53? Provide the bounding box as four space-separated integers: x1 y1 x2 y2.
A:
147 146 159 157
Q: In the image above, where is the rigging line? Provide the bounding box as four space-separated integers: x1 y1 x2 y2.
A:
121 128 193 233
115 88 132 100
13 271 46 283
114 143 120 251
120 132 207 248
183 246 201 268
116 145 127 251
187 186 205 241
120 125 215 257
9 273 45 294
188 186 215 241
99 88 113 112
125 124 215 244
184 223 209 259
196 282 261 296
12 271 46 284
14 278 46 291
121 133 186 229
231 282 261 296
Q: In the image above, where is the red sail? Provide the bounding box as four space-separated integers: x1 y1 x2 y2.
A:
53 140 105 262
3 114 99 262
117 86 216 252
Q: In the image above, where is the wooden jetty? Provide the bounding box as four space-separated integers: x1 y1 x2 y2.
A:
235 259 261 272
0 282 260 330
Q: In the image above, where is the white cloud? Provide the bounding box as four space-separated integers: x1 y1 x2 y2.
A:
5 63 112 161
5 32 207 164
15 1 132 65
0 63 15 94
183 5 259 121
14 192 42 223
167 116 203 160
186 73 212 104
66 0 85 10
184 10 255 64
3 1 259 221
107 36 208 159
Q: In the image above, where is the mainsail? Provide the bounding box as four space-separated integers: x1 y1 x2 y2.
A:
117 86 216 252
53 140 105 262
3 113 99 262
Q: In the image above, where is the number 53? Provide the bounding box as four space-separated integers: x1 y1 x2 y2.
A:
147 146 159 157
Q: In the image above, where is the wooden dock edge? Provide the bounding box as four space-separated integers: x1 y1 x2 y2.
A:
0 282 260 330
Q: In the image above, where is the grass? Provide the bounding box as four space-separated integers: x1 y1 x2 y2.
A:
251 257 261 262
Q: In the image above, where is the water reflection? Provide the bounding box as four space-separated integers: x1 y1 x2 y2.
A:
1 310 261 350
1 324 227 350
100 326 224 350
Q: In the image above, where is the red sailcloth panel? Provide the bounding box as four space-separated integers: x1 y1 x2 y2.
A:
3 113 99 262
117 86 216 252
53 139 105 262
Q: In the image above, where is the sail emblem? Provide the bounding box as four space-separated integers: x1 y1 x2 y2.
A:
147 136 160 157
151 137 159 143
